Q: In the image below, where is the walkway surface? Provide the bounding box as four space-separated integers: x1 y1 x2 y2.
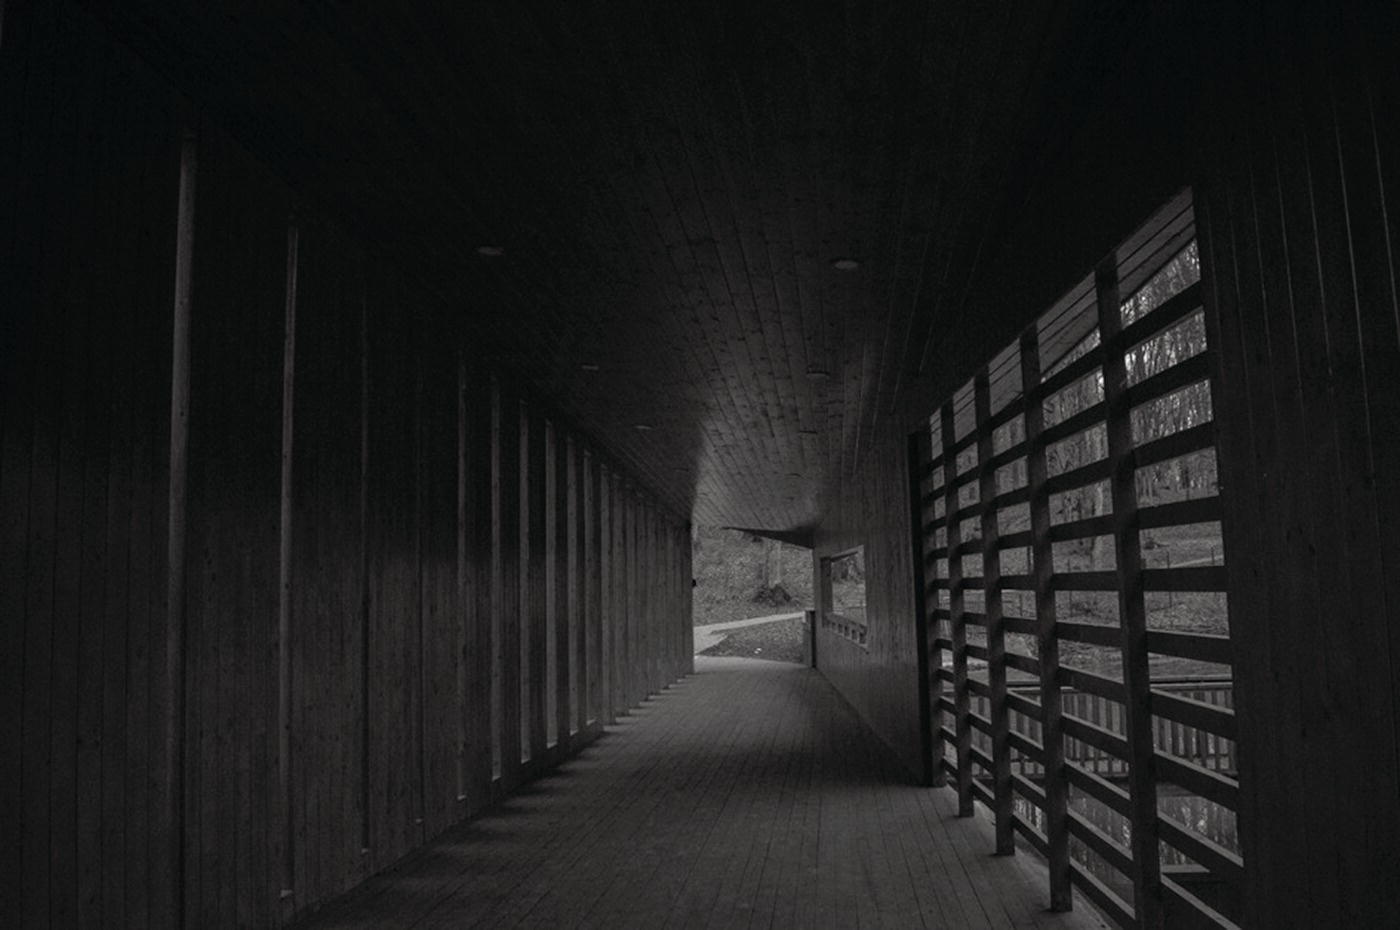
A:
693 612 805 653
296 657 1109 930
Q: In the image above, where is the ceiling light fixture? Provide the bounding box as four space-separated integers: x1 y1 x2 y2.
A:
831 258 860 271
476 245 505 257
805 368 831 380
580 363 601 372
633 423 653 431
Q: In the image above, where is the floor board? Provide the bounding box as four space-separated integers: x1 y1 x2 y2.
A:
295 657 1110 930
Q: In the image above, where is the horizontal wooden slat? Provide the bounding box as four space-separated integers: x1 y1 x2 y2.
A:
1002 615 1037 636
1061 714 1130 760
1064 762 1132 816
1151 689 1237 740
955 536 984 555
952 500 983 524
924 545 948 561
935 668 955 684
1067 809 1134 875
1145 631 1231 667
998 530 1033 550
1154 752 1239 808
1123 351 1211 409
1008 729 1042 758
1040 401 1109 448
968 710 992 735
1056 620 1121 647
1137 495 1222 529
939 757 957 779
1133 421 1215 470
1051 570 1118 592
985 397 1026 435
1157 814 1245 884
1117 281 1204 351
1161 875 1242 930
962 611 987 627
1042 457 1113 497
969 777 994 808
1011 772 1046 807
985 442 1028 474
999 573 1033 592
1035 343 1105 402
1006 690 1042 720
965 642 989 662
1010 812 1051 856
1047 513 1116 542
1141 566 1228 592
967 678 992 699
990 484 1031 508
1004 652 1040 676
1069 862 1137 929
969 745 994 773
1057 666 1127 702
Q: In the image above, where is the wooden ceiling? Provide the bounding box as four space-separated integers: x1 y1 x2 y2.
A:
100 1 1138 533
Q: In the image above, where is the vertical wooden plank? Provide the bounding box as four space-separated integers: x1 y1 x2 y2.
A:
555 427 572 745
466 360 494 804
276 220 298 903
456 355 468 804
1019 329 1071 911
907 431 936 789
357 275 371 858
498 387 522 781
571 438 587 732
940 403 972 816
974 370 1013 855
591 456 607 726
165 124 198 927
524 402 545 762
1096 258 1162 930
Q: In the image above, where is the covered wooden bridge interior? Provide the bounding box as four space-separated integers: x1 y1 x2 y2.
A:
3 2 1399 928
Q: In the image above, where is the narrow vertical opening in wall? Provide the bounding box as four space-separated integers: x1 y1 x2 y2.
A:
489 380 503 781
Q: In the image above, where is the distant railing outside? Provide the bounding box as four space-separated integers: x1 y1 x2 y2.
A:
909 192 1243 930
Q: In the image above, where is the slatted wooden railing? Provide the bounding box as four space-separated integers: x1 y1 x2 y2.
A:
911 193 1242 930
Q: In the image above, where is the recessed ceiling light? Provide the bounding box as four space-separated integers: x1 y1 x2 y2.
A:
786 472 803 478
805 368 831 380
476 245 505 257
831 258 860 271
580 363 601 372
633 423 653 431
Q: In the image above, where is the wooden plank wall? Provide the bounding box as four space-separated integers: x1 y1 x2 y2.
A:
811 415 925 780
0 5 695 927
1195 5 1400 927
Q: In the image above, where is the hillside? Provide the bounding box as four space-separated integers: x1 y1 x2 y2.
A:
691 526 814 626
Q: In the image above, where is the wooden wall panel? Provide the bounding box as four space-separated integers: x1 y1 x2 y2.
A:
1196 6 1400 925
183 125 287 928
287 215 371 911
417 311 463 838
0 4 702 926
812 416 923 780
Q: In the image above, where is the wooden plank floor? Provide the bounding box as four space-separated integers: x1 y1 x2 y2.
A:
295 657 1110 930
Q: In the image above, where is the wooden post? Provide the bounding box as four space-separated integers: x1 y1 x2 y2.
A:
167 127 198 924
275 218 297 902
941 403 973 816
1096 258 1163 929
907 431 936 788
975 371 1013 854
1021 329 1071 911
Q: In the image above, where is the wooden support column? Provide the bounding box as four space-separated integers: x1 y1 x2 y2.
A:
974 370 1013 855
525 405 547 761
940 403 973 816
1096 258 1162 930
554 426 572 746
167 127 198 924
1020 329 1071 911
275 217 296 902
907 430 937 788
